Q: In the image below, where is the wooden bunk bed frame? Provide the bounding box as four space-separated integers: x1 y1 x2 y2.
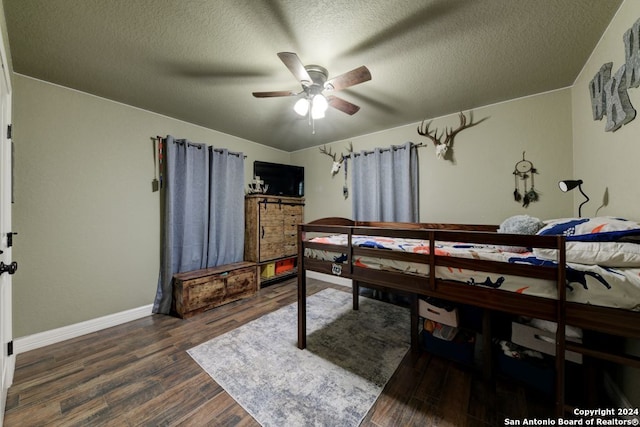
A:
296 217 640 417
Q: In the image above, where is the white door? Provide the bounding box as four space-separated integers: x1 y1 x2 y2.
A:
0 32 13 426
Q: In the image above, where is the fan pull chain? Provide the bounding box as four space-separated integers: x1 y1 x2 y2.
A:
307 109 316 134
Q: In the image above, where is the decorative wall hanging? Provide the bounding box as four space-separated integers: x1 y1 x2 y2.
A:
319 142 353 176
589 17 640 132
512 152 539 208
342 158 349 199
416 111 487 161
151 136 163 192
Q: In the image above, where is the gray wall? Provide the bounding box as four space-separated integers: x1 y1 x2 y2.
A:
12 75 289 337
292 88 575 225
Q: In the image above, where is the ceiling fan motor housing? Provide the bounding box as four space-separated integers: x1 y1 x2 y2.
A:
304 65 329 94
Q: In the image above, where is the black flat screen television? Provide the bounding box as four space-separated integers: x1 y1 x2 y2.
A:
253 161 304 197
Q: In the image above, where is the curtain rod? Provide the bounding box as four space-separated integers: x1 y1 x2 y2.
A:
344 142 424 158
151 136 246 158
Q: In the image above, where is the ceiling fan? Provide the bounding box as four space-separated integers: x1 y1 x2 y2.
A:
252 52 371 121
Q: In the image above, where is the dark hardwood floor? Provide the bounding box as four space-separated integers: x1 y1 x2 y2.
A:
4 278 556 426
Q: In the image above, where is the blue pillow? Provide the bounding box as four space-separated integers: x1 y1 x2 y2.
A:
537 217 640 242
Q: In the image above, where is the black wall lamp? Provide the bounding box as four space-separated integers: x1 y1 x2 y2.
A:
558 179 590 217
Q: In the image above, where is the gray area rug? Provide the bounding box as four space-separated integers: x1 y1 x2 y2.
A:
188 288 410 427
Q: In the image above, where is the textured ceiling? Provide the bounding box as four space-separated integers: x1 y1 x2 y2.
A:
3 0 623 152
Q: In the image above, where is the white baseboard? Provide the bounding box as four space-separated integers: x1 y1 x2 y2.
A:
306 271 352 287
14 304 154 354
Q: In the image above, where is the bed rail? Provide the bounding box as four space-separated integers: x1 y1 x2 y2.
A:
299 221 565 299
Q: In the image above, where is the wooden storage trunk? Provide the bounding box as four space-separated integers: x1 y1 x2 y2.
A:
172 261 258 319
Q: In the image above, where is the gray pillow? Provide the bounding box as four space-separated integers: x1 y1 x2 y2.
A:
498 215 545 235
496 215 545 252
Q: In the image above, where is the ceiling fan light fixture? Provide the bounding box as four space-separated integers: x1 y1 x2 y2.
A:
311 94 328 119
294 98 309 116
311 108 325 120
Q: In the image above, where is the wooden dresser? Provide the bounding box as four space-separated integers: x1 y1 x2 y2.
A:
244 195 305 286
172 261 258 319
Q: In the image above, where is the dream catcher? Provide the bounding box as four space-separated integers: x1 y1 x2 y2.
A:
512 152 539 207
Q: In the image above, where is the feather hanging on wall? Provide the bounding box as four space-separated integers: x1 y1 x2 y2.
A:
512 152 539 207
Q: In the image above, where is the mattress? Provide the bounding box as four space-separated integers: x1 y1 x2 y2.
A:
304 234 640 311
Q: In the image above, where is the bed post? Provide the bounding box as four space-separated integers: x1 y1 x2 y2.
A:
297 224 307 350
353 280 360 310
428 230 436 291
410 294 419 351
555 235 567 416
482 309 493 380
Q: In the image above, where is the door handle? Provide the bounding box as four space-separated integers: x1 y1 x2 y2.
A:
0 261 17 275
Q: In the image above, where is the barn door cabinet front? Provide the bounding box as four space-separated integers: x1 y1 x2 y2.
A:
244 195 305 286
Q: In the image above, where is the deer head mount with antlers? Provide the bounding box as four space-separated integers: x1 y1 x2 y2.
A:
319 142 354 175
417 111 487 160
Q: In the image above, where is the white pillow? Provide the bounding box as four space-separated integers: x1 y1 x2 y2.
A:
534 241 640 267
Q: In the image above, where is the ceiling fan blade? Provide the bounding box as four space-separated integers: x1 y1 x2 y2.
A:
252 90 298 98
325 66 371 91
327 95 361 115
277 52 312 85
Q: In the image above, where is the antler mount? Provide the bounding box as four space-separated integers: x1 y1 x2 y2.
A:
417 111 485 159
320 142 354 176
